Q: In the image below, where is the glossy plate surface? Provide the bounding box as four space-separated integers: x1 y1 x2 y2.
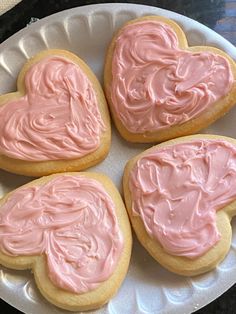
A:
0 3 236 314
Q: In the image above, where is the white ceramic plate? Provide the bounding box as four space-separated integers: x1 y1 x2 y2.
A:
0 3 236 314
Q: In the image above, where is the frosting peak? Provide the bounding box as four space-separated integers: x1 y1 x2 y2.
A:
111 21 233 132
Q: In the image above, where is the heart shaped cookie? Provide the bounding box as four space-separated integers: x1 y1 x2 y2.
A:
0 49 111 176
104 16 236 143
123 134 236 276
0 172 132 311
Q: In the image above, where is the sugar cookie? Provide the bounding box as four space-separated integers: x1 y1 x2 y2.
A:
123 134 236 275
0 49 110 176
0 172 132 311
104 16 236 142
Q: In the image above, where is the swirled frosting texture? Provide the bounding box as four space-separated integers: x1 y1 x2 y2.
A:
111 21 233 132
129 140 236 258
0 56 105 161
0 175 123 293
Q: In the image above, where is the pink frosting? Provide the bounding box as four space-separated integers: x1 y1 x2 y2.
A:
111 21 234 133
0 175 123 293
0 56 105 161
129 140 236 258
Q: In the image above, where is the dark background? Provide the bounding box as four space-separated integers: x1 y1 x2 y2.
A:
0 0 236 313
